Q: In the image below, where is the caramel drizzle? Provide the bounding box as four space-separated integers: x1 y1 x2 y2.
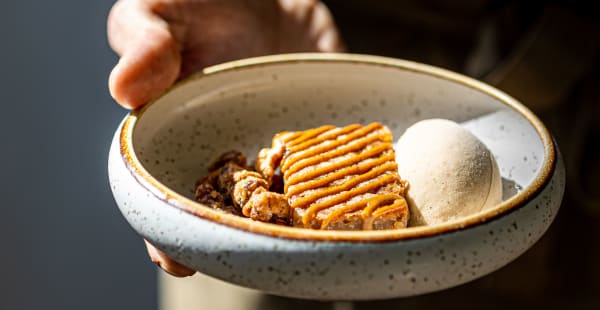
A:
288 124 362 153
286 125 336 147
280 122 384 173
360 193 400 218
273 130 310 149
283 128 391 180
300 172 398 225
319 197 374 229
278 122 405 229
284 142 393 192
361 198 407 230
318 193 404 229
371 200 407 217
293 161 397 208
286 152 395 196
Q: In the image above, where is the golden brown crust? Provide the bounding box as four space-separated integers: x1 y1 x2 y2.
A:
255 132 291 186
195 151 289 223
263 123 410 230
243 187 291 224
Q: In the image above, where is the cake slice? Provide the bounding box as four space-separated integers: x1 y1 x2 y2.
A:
256 122 409 230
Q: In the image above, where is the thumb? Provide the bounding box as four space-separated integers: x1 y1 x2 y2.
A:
107 0 182 110
109 27 181 109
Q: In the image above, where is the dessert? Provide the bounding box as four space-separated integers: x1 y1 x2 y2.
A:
194 119 502 230
257 122 409 230
194 150 290 224
195 123 410 230
394 119 502 226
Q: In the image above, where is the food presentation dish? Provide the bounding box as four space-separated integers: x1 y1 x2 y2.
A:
108 53 564 300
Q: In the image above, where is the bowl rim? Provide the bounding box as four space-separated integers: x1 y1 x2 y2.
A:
118 53 556 242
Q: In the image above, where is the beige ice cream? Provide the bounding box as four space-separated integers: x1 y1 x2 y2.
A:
395 119 502 226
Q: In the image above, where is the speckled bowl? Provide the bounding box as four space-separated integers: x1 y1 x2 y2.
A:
108 53 564 300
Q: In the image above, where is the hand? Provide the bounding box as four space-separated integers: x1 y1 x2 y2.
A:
144 240 195 277
107 0 344 109
108 0 343 276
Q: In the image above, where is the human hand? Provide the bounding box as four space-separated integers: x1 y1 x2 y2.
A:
107 0 344 109
108 0 343 276
144 240 195 277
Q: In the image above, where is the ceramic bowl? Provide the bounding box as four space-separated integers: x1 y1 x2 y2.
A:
108 53 564 300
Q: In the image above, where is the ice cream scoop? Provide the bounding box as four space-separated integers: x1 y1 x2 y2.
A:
395 119 502 226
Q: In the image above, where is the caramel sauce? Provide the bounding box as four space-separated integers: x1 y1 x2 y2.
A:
281 122 384 173
286 125 336 147
280 123 406 229
285 142 393 188
288 124 361 152
292 162 397 209
318 195 378 229
286 152 395 196
283 127 391 179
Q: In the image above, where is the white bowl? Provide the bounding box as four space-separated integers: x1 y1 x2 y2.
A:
108 53 564 300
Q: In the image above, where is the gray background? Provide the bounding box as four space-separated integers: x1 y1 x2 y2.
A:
1 1 156 309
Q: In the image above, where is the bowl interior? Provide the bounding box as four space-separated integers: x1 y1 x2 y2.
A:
130 56 546 226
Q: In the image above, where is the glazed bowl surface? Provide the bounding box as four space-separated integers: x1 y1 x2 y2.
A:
108 53 564 300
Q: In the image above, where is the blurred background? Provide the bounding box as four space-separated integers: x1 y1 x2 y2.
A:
1 1 155 309
1 0 598 309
